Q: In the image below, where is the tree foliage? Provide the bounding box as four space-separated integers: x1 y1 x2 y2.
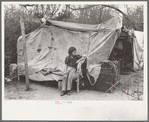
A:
123 5 143 31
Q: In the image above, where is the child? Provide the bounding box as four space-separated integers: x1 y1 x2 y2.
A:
60 46 83 96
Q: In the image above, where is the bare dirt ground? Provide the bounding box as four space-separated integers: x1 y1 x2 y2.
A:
4 71 143 101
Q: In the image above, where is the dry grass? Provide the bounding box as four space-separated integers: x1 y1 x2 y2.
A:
117 70 144 100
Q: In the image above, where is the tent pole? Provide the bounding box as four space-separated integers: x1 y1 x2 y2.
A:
17 38 20 81
19 16 30 91
17 64 20 81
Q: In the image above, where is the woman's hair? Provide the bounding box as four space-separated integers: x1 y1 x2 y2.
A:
68 46 76 55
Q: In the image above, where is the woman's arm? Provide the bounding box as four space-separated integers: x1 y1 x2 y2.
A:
64 56 69 73
76 55 86 63
77 55 82 60
64 64 68 73
65 56 69 64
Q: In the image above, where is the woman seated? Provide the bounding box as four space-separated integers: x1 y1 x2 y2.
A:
61 46 86 96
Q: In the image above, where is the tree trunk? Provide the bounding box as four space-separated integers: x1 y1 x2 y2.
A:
19 16 30 91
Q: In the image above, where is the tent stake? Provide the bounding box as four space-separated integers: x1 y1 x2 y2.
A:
19 16 30 91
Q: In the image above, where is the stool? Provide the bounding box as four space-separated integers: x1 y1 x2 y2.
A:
58 79 80 92
58 81 62 90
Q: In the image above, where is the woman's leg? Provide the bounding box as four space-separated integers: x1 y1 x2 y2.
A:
67 68 78 91
61 73 68 92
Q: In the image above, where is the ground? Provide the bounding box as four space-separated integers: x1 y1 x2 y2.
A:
4 71 143 101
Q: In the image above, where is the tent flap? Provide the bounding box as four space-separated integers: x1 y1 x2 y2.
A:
133 31 144 71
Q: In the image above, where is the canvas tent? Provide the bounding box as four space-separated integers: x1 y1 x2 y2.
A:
17 16 143 83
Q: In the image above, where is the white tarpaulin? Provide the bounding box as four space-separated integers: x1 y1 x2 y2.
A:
17 16 122 81
133 31 144 71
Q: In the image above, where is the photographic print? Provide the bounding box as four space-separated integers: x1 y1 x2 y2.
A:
2 1 147 121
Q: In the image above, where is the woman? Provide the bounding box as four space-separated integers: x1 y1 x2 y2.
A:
61 46 85 96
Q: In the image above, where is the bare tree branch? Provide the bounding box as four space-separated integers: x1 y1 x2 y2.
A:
19 4 35 8
68 4 136 28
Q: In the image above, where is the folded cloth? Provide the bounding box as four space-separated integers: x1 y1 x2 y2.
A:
87 64 102 85
76 56 87 78
76 55 86 63
41 67 57 76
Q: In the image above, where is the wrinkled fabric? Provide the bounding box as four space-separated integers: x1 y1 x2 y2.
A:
17 16 122 81
86 29 121 81
88 64 102 84
133 31 144 71
47 16 122 31
76 56 87 78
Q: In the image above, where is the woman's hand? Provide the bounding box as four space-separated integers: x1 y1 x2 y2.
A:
63 65 68 73
76 55 86 63
82 55 87 59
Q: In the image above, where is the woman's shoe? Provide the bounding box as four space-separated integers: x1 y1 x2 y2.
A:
67 91 71 95
60 91 66 96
